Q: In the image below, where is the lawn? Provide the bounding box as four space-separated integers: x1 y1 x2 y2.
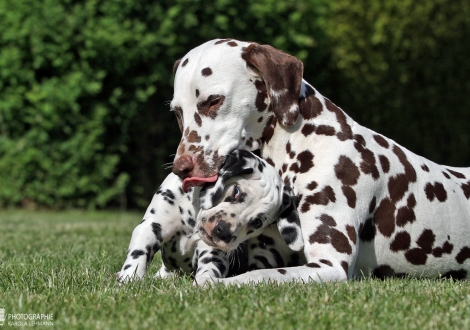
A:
1 210 470 330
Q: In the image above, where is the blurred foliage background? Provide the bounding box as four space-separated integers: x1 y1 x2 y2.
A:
0 0 468 209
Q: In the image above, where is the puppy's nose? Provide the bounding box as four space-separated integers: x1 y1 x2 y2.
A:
173 154 193 179
213 221 232 243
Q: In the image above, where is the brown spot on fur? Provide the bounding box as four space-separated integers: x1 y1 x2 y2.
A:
424 182 448 202
456 246 470 264
379 155 390 173
396 206 416 227
301 186 336 212
346 225 356 244
227 41 238 47
307 181 318 190
187 130 201 143
432 241 453 257
257 116 263 123
405 248 428 265
301 124 316 136
320 259 333 266
374 198 395 237
325 98 353 141
416 229 435 254
195 89 200 98
262 116 276 144
388 174 410 203
462 181 470 199
306 262 321 268
447 169 466 179
316 125 336 136
390 231 411 251
421 164 430 172
354 138 379 180
369 197 377 214
182 58 189 67
373 135 389 148
215 39 232 45
194 113 202 127
296 150 314 173
335 155 360 186
342 185 357 208
319 214 337 227
393 145 417 182
301 95 323 120
277 268 287 274
254 80 268 112
177 143 186 155
407 194 416 208
201 67 212 76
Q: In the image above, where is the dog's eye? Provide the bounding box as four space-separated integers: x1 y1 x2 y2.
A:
250 218 263 229
232 185 241 200
209 97 222 108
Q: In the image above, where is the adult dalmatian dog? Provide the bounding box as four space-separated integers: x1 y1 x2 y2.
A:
117 150 305 283
171 38 470 285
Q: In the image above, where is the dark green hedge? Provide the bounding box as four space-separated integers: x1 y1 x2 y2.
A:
0 0 468 209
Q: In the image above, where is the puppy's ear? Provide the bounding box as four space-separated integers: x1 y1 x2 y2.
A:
219 150 254 182
277 186 304 251
199 150 254 210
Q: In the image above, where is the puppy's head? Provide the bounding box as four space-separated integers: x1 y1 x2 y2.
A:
197 150 303 251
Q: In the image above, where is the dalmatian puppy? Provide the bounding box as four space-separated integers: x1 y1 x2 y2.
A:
171 38 470 285
117 150 305 284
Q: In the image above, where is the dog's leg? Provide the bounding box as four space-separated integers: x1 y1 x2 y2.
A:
193 240 232 286
118 173 196 282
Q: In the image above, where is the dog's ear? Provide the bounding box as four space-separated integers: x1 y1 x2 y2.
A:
173 59 182 76
242 43 303 127
199 150 254 210
219 150 254 182
277 186 304 251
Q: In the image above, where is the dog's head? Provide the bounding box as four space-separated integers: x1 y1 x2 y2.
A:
170 39 304 191
196 149 304 252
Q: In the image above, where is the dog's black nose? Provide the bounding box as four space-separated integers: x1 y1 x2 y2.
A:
213 221 232 243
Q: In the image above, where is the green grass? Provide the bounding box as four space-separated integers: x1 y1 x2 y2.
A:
1 210 470 329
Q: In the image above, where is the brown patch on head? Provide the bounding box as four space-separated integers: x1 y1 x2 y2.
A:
182 58 189 67
197 95 225 119
227 41 238 47
195 89 200 98
390 231 411 252
187 130 201 143
215 39 232 45
374 198 395 237
335 155 360 186
373 135 389 148
201 67 213 76
424 182 448 202
379 155 390 173
194 113 202 127
177 143 186 156
254 80 269 112
242 43 303 127
325 98 353 141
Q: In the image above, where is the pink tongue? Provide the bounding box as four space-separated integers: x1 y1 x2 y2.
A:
182 175 218 193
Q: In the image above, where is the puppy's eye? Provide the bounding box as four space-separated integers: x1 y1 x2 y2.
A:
232 185 241 200
209 97 222 107
250 218 263 229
